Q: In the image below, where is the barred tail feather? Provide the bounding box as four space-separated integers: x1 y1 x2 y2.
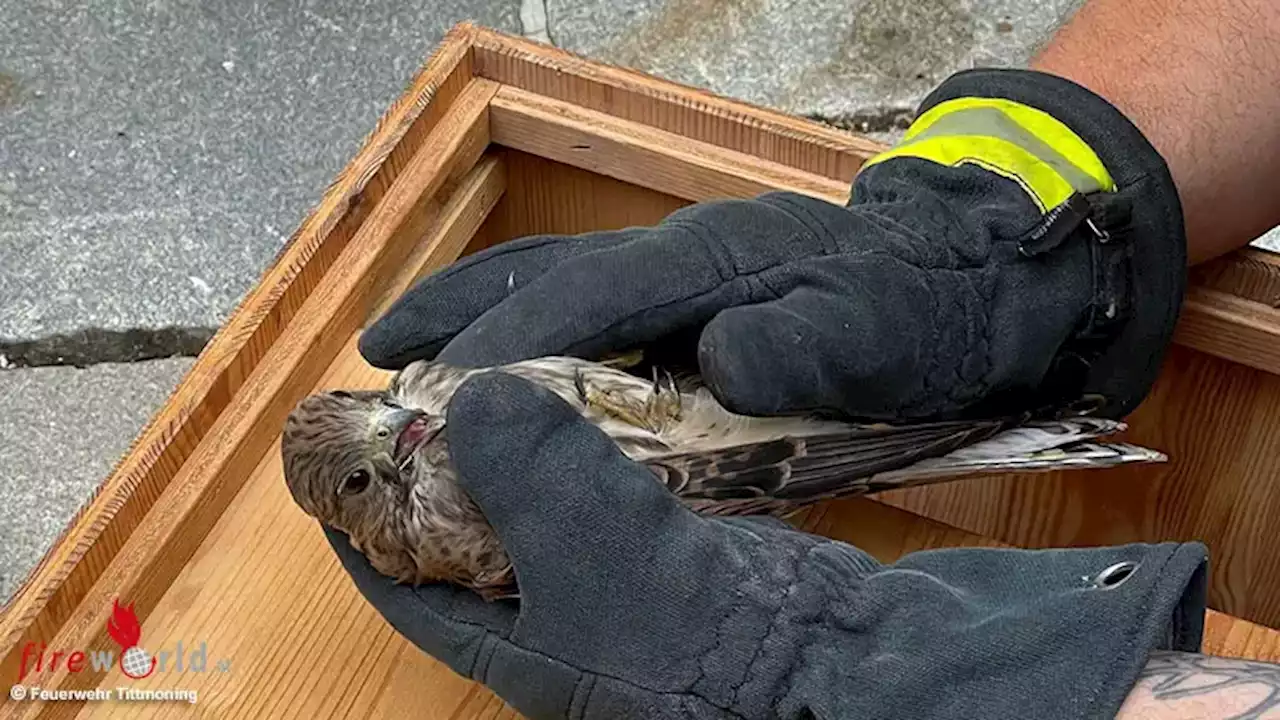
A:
868 441 1166 485
645 417 1164 517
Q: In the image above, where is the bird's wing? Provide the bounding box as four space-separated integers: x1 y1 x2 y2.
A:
645 418 1011 510
644 417 1160 516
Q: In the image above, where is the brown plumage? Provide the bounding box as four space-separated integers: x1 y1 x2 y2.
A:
280 355 1166 600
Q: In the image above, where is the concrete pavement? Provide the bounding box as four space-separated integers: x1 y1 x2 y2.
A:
0 358 194 602
3 0 1278 605
546 0 1086 143
0 0 522 364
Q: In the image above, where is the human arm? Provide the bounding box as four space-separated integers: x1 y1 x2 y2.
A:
1119 651 1280 719
1031 0 1280 265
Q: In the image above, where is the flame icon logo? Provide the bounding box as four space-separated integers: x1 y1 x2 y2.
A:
106 598 156 680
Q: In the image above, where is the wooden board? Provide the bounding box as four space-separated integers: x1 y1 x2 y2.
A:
2 22 1279 718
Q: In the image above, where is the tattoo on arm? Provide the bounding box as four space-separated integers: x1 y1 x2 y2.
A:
1137 651 1280 720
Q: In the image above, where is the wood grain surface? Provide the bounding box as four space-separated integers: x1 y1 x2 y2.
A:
478 146 690 244
471 27 885 183
489 85 850 203
1173 286 1280 375
1191 247 1280 307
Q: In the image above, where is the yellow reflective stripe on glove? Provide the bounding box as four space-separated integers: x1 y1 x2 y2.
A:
862 97 1117 212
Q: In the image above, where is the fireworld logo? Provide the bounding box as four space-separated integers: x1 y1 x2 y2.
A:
17 598 231 683
107 598 154 679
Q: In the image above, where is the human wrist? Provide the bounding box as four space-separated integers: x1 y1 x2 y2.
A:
1029 0 1280 263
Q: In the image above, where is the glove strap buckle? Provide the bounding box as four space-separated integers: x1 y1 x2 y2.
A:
1016 191 1110 258
1027 191 1135 412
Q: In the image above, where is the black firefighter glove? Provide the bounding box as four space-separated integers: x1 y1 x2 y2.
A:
327 371 1209 720
359 68 1187 422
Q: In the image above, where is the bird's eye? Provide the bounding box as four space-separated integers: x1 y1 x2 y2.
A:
376 427 391 439
332 391 353 400
338 469 372 496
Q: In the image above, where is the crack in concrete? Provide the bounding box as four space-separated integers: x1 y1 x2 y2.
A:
0 326 215 369
805 106 916 134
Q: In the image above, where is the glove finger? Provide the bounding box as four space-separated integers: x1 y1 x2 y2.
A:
444 372 725 614
697 252 945 421
360 231 632 369
437 196 833 368
323 526 517 677
435 221 733 368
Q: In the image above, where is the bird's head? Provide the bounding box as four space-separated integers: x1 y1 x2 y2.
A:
280 389 444 530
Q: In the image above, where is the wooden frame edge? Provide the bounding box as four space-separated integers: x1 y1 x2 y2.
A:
0 24 481 682
1191 248 1280 307
470 26 884 183
368 153 509 321
489 85 850 203
1174 286 1280 376
5 80 502 714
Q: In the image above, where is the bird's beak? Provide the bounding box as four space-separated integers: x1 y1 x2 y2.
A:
384 408 443 468
384 407 425 438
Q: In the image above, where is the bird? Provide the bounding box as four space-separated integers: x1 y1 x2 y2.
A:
280 352 1167 601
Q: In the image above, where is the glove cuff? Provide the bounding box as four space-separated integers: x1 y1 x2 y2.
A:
870 68 1188 419
864 85 1118 217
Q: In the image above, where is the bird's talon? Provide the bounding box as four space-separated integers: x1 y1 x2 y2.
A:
672 379 683 420
650 367 683 424
662 368 682 418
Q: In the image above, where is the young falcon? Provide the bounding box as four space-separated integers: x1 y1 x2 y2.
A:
280 354 1165 601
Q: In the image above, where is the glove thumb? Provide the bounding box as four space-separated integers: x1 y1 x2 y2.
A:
445 372 709 604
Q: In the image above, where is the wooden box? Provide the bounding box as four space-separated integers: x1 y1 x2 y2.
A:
3 24 1280 718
